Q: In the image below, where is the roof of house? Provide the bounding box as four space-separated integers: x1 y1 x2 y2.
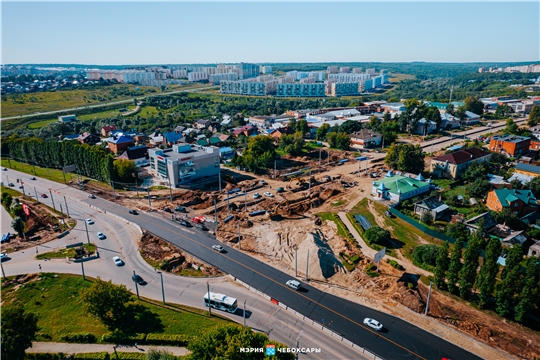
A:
108 135 133 144
174 125 185 133
64 134 79 140
116 145 148 160
349 129 382 140
196 139 209 146
373 173 430 196
465 212 498 230
441 113 459 121
515 163 540 174
415 196 446 211
492 188 538 207
208 137 222 145
78 132 98 141
491 134 531 143
232 125 254 135
432 148 491 165
102 125 117 132
196 119 209 125
163 132 184 144
219 146 234 153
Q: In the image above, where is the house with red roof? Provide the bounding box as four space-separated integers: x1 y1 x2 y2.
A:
430 148 491 179
232 125 255 138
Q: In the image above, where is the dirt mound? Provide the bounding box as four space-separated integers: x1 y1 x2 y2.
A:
319 188 340 201
391 282 426 313
1 273 40 289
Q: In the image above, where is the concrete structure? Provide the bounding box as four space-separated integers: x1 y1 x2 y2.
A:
489 134 531 157
514 163 540 177
486 188 538 216
148 144 220 186
352 67 363 74
414 118 437 135
528 241 540 257
328 73 370 83
327 66 338 74
339 67 350 73
208 72 238 85
220 80 275 96
349 129 382 148
260 66 272 74
414 196 449 220
371 171 430 203
430 148 491 179
58 114 76 123
275 83 325 97
187 72 208 82
238 62 260 80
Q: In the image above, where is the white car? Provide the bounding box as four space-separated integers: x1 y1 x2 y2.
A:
112 256 124 266
253 192 261 199
212 244 225 253
363 318 383 331
263 192 273 197
97 232 106 240
85 219 94 225
286 279 301 290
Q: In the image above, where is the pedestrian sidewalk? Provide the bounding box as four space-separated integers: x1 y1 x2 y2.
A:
27 342 189 356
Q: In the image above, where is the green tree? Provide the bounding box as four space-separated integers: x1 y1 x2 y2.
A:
80 278 133 330
316 123 330 141
412 244 439 267
384 143 425 173
525 176 540 198
368 116 381 132
526 104 540 126
503 118 518 135
434 241 450 289
239 135 276 172
187 325 294 360
463 95 484 115
420 211 433 225
476 238 502 308
12 204 24 217
113 159 137 183
461 161 489 182
279 132 304 156
514 259 540 322
445 222 468 241
495 104 513 118
326 132 350 150
445 103 455 115
295 119 308 135
496 245 523 316
364 226 390 245
339 120 363 134
447 238 464 294
147 349 176 360
288 118 297 132
467 178 491 198
458 233 483 299
11 216 24 237
1 305 39 360
1 192 13 207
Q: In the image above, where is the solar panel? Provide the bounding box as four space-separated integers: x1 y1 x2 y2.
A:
354 215 372 231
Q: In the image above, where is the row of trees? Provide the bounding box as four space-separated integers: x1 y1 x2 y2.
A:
384 143 425 174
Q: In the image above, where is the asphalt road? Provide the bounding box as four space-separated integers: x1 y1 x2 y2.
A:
88 197 481 360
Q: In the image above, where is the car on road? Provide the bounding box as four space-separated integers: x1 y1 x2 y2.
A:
129 209 138 215
277 187 284 193
86 219 94 225
132 274 146 285
18 185 24 189
264 192 273 197
175 206 186 212
30 177 36 180
253 192 261 199
88 194 96 199
2 168 7 171
97 232 106 240
112 256 124 266
41 193 48 198
1 252 8 261
163 207 172 213
286 279 301 290
178 220 192 227
212 244 225 253
195 223 208 231
363 318 383 331
8 183 14 187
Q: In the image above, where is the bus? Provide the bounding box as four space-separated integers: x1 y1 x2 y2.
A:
203 292 238 313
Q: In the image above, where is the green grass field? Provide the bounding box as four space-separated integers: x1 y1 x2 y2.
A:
27 119 58 129
36 243 96 260
1 273 231 342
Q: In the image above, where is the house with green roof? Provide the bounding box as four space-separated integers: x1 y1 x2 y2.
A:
486 188 538 216
371 170 431 203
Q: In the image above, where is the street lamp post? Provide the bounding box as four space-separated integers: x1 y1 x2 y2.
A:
84 220 90 244
425 281 433 315
64 196 69 217
295 330 303 360
157 271 165 304
147 187 151 208
133 271 140 300
49 190 56 210
34 187 39 202
206 281 212 316
305 250 309 282
60 204 66 230
80 260 85 280
243 300 247 327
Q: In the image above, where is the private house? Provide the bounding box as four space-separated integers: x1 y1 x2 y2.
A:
193 119 210 130
463 111 481 125
232 125 255 138
115 145 149 167
207 122 222 133
514 163 540 178
530 139 540 151
219 146 235 160
149 131 164 146
413 196 450 220
430 148 492 179
63 134 80 141
163 131 185 147
133 133 146 144
270 127 295 142
77 132 100 145
174 125 185 133
487 174 510 189
489 134 531 157
528 241 540 257
371 171 430 203
464 212 498 233
440 113 461 129
349 129 382 148
249 116 273 128
108 135 134 155
486 188 538 216
414 118 437 135
529 126 540 140
101 125 117 137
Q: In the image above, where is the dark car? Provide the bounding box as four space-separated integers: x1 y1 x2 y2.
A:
8 183 14 187
88 194 96 199
195 223 208 231
175 206 186 212
41 193 48 198
129 209 138 215
132 274 146 285
163 207 172 213
277 187 285 193
178 220 192 227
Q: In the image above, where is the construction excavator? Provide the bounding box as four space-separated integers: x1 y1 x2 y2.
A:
288 177 316 189
266 199 290 219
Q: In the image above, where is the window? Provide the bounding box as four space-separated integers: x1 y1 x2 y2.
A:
514 203 518 207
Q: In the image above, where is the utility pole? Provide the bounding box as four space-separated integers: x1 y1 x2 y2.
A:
327 147 330 164
207 282 212 316
80 260 85 280
425 281 433 315
147 187 151 207
60 204 66 230
238 220 241 250
133 271 140 300
319 147 321 166
111 181 116 202
218 165 222 193
21 183 26 196
158 271 165 304
295 331 304 360
84 220 90 244
274 160 276 179
227 194 230 218
213 197 218 232
357 160 360 177
295 247 298 277
34 187 38 202
305 250 309 281
449 85 454 104
0 261 5 279
243 300 247 327
168 175 173 203
244 189 247 212
63 196 69 217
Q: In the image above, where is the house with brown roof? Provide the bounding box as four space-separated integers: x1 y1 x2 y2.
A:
270 127 295 142
349 129 382 149
430 148 492 178
101 125 117 137
232 125 255 138
78 132 100 145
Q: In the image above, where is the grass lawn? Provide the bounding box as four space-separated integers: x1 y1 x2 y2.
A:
36 243 96 260
0 185 23 197
318 212 350 239
27 119 58 129
1 273 231 342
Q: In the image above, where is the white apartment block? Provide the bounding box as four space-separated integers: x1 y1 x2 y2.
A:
188 72 209 82
366 68 376 75
278 76 295 84
256 74 275 82
209 72 239 85
308 71 325 81
327 66 338 74
352 68 363 74
260 66 272 74
275 83 325 97
300 77 315 84
173 70 188 78
328 73 370 83
339 67 350 73
123 70 156 83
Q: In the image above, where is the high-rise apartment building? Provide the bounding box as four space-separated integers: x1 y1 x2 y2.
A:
327 66 338 74
352 68 363 74
330 82 360 96
276 83 325 97
366 68 376 75
238 62 260 80
339 67 350 73
260 66 272 74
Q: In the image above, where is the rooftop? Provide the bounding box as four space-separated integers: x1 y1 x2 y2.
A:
432 148 491 165
373 173 429 195
492 188 537 207
515 163 540 174
149 144 219 161
491 134 531 143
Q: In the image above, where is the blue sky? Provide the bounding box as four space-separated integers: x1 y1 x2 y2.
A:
2 2 539 64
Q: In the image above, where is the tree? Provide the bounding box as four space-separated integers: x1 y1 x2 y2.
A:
239 135 276 172
326 132 350 150
490 208 528 231
113 159 136 183
288 118 297 133
364 226 390 245
476 238 502 308
445 103 455 116
503 118 519 135
420 211 433 225
11 216 24 237
384 143 425 174
514 259 540 322
368 116 381 132
1 305 39 360
525 176 540 198
495 104 513 118
458 233 483 299
445 222 468 241
316 123 330 141
464 95 484 115
467 178 491 198
339 120 363 134
412 244 439 267
496 245 524 316
434 241 450 289
1 192 13 207
527 104 540 126
461 161 489 182
147 349 176 360
295 119 309 135
187 325 294 360
80 278 133 330
279 132 304 156
447 238 463 294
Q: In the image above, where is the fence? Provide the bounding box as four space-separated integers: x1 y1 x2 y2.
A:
388 207 457 244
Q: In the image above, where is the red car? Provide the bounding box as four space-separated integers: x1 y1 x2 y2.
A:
41 193 48 198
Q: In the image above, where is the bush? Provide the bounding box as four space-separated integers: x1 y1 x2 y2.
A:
100 332 130 344
60 333 97 343
72 353 110 360
386 259 404 270
145 333 193 346
114 354 147 360
412 244 439 267
25 354 66 360
364 226 390 245
349 254 361 264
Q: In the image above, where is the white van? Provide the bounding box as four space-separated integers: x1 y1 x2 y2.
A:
286 280 301 290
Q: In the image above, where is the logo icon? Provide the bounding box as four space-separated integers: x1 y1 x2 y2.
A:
265 344 276 356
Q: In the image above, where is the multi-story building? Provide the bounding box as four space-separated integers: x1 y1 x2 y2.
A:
275 83 325 97
349 129 382 148
489 134 531 157
327 66 338 74
362 78 374 92
486 189 538 216
172 70 187 78
260 66 272 74
380 69 388 76
308 71 325 81
238 62 260 80
220 80 275 96
366 68 376 75
123 70 155 83
208 72 238 85
328 73 370 83
188 72 208 82
330 82 359 96
148 144 220 187
352 67 363 74
300 77 315 84
430 148 491 178
278 76 295 84
339 67 350 73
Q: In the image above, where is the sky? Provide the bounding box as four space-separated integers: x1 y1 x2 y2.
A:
2 1 539 65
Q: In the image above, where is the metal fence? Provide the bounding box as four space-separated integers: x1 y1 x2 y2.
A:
388 207 457 244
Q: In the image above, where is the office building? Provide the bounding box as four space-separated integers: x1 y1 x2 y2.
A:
238 62 260 80
148 144 220 187
276 83 325 97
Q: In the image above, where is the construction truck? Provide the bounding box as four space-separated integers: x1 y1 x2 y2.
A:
266 200 290 219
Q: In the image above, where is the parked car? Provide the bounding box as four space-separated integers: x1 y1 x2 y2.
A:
175 206 186 212
30 177 36 180
86 219 94 225
363 318 383 331
212 244 225 253
163 207 172 213
88 194 96 199
260 179 267 185
112 256 124 266
263 192 273 197
132 274 146 285
195 223 208 231
277 187 284 193
178 220 192 227
286 279 301 290
2 167 7 171
129 209 138 215
40 193 48 198
18 185 23 189
1 252 8 260
97 232 106 240
253 192 261 199
8 183 14 187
